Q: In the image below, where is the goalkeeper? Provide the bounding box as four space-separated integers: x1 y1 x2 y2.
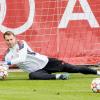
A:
1 31 100 80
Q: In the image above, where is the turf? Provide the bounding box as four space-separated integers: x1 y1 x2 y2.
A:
0 72 100 100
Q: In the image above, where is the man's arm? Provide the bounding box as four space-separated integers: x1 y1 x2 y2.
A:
5 40 28 65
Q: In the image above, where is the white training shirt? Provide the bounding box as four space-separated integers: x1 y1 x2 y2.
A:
4 40 49 73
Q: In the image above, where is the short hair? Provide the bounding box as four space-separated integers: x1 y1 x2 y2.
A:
3 31 15 39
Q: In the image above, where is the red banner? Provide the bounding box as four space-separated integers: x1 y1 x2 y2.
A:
0 0 100 64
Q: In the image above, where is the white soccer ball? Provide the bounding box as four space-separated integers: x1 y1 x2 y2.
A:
91 78 100 93
0 66 8 80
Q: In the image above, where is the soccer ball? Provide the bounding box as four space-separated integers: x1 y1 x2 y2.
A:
0 66 8 80
91 78 100 93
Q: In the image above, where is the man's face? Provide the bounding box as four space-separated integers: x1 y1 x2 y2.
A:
4 34 17 48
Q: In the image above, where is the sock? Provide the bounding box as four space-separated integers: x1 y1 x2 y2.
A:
56 74 61 79
97 71 100 75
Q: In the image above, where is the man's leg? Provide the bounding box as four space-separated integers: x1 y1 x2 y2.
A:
29 69 56 80
61 63 97 74
44 58 97 75
29 69 69 80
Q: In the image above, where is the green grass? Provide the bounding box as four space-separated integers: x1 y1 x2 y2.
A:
0 72 100 100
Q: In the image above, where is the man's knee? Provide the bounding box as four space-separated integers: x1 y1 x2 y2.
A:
29 72 39 80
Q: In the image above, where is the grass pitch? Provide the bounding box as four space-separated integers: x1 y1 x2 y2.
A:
0 72 100 100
